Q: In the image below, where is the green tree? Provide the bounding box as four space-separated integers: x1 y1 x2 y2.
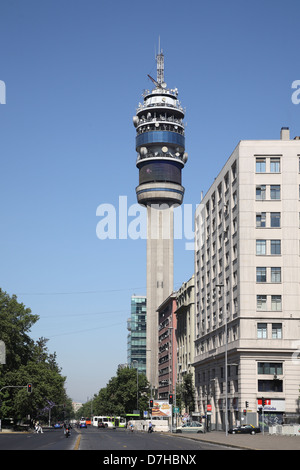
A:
0 290 70 423
92 367 150 417
0 288 39 371
177 373 195 414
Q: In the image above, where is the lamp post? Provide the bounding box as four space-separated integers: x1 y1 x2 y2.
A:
132 360 139 412
169 326 177 432
216 283 228 436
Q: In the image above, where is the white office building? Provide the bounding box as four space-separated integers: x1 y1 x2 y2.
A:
194 127 300 430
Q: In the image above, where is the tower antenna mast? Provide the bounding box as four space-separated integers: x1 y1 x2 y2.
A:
156 38 164 85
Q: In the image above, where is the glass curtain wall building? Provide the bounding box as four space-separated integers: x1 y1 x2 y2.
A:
127 296 147 374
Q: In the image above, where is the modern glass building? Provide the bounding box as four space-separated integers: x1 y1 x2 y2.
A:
127 295 147 374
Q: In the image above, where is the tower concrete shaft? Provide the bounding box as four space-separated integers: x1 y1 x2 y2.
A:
146 206 174 389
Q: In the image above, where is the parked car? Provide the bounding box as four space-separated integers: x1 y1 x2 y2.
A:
176 421 204 433
228 424 261 435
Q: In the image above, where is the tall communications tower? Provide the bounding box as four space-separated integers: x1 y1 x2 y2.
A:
133 48 188 390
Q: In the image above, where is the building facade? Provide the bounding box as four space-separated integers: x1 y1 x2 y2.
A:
127 295 147 374
175 276 195 390
194 128 300 430
157 293 177 401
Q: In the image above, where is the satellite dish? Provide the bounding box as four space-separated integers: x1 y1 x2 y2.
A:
162 146 168 153
161 82 167 89
133 116 139 127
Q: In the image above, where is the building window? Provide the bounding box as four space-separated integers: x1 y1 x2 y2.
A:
271 267 281 283
270 185 281 200
258 380 283 392
272 323 282 339
256 212 266 227
256 267 266 283
257 323 267 339
231 161 237 180
256 185 266 200
270 158 280 173
270 212 281 227
257 295 267 310
256 240 266 255
258 362 283 375
271 239 281 255
271 295 282 311
256 157 266 173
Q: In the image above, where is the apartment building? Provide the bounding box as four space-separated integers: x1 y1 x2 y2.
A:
194 128 300 430
175 276 195 390
157 293 177 401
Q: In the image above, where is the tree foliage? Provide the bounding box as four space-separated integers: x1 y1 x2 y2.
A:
177 373 195 414
0 289 70 422
77 367 151 419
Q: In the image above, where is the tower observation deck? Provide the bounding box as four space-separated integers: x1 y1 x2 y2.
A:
133 49 188 391
133 50 188 207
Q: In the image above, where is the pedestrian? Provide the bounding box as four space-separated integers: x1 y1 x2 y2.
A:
148 421 153 433
36 421 43 433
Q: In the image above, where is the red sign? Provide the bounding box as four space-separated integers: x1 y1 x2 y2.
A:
207 404 212 411
258 399 271 406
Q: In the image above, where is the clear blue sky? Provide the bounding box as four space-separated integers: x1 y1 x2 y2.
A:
0 0 299 403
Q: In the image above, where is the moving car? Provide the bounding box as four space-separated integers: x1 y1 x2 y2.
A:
176 421 204 433
228 424 261 435
79 419 87 428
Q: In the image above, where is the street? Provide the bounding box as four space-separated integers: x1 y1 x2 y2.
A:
0 426 236 451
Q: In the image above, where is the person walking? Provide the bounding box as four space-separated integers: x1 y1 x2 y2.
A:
36 421 43 433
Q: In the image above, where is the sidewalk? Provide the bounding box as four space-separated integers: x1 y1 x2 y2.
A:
170 430 300 450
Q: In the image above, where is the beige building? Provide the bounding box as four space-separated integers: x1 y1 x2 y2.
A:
176 276 195 389
194 128 300 430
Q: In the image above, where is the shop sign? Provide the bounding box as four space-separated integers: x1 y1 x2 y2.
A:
257 399 285 412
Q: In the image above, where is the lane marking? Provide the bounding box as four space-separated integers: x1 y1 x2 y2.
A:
74 435 81 450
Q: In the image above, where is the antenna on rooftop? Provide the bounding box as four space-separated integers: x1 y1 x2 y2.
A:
156 36 164 86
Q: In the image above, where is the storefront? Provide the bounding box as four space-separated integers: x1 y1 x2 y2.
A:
257 399 285 429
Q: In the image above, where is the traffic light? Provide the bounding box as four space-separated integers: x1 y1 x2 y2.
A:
243 409 247 416
168 394 173 405
27 383 32 393
262 397 265 407
245 401 249 408
149 399 154 408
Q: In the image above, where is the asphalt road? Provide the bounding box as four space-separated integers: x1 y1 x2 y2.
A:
0 426 236 452
77 426 235 451
0 427 76 450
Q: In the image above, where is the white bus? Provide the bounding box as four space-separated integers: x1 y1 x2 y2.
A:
92 416 126 428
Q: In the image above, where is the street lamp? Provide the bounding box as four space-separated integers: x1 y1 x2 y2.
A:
216 283 228 436
169 326 177 433
132 360 139 412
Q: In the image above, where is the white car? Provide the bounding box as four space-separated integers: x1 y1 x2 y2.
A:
176 421 204 433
